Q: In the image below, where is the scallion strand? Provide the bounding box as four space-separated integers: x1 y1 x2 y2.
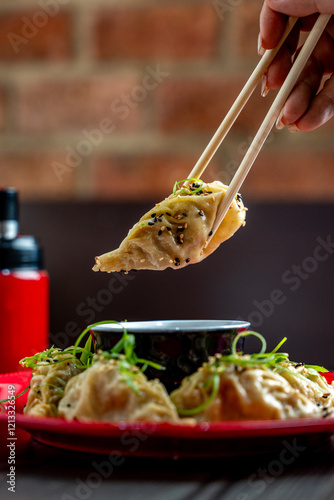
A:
173 178 204 196
177 372 220 416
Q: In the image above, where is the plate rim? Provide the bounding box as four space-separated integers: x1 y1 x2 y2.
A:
1 370 334 442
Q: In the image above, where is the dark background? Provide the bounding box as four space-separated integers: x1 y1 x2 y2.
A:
21 201 334 370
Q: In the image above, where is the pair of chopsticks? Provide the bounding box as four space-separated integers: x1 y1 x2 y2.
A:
187 13 331 239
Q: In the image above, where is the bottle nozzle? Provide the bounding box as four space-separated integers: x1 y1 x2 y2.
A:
0 188 19 239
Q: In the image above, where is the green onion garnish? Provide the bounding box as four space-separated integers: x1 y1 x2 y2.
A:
0 320 166 405
173 178 204 196
0 385 30 407
175 331 330 416
177 372 220 416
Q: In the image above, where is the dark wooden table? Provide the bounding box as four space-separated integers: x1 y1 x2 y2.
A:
1 425 334 500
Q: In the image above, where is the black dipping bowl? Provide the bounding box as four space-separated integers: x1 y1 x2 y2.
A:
91 320 250 391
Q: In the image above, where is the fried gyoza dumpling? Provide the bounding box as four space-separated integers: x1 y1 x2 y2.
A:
24 354 82 417
170 358 334 421
93 181 246 272
58 356 179 422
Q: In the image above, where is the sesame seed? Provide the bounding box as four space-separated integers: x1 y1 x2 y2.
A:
169 259 173 264
161 225 166 231
151 213 156 217
209 231 213 236
140 259 145 263
210 195 215 202
168 231 172 236
184 222 188 228
166 226 171 231
159 257 164 261
166 212 171 216
175 257 180 262
158 230 162 236
148 221 154 226
153 217 158 223
180 233 184 239
198 210 204 216
175 262 180 266
182 213 187 217
186 258 191 263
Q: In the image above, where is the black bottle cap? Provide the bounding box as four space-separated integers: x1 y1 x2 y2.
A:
0 235 44 270
0 188 19 222
0 188 43 270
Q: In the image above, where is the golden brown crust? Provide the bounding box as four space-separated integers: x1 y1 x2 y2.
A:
93 181 246 273
24 355 82 417
58 357 179 422
170 361 334 421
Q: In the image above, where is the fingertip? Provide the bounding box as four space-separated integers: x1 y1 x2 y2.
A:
258 33 265 56
296 93 334 132
288 124 299 133
265 48 293 90
276 109 286 130
260 3 287 49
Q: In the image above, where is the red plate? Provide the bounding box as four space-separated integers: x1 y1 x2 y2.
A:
1 371 334 458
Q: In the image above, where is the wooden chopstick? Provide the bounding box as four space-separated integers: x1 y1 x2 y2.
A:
187 16 298 180
209 13 331 240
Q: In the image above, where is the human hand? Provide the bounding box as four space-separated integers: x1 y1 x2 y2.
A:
259 1 334 131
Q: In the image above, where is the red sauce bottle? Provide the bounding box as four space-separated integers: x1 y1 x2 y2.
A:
0 188 49 373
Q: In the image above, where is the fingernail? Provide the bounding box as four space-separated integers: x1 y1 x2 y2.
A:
258 34 265 56
276 109 285 130
261 75 269 97
288 124 299 133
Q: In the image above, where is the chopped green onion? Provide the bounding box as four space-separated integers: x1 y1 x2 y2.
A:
72 320 121 368
271 337 287 354
231 330 267 356
176 331 331 416
304 364 329 373
0 385 31 405
177 372 220 416
173 178 204 196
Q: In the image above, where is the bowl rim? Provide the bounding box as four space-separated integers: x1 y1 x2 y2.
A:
90 319 250 334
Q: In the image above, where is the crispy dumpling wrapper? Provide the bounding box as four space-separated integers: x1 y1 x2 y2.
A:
58 357 179 422
93 181 246 272
24 354 82 417
170 359 334 421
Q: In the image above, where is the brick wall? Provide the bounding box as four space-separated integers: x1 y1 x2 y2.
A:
0 0 333 203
